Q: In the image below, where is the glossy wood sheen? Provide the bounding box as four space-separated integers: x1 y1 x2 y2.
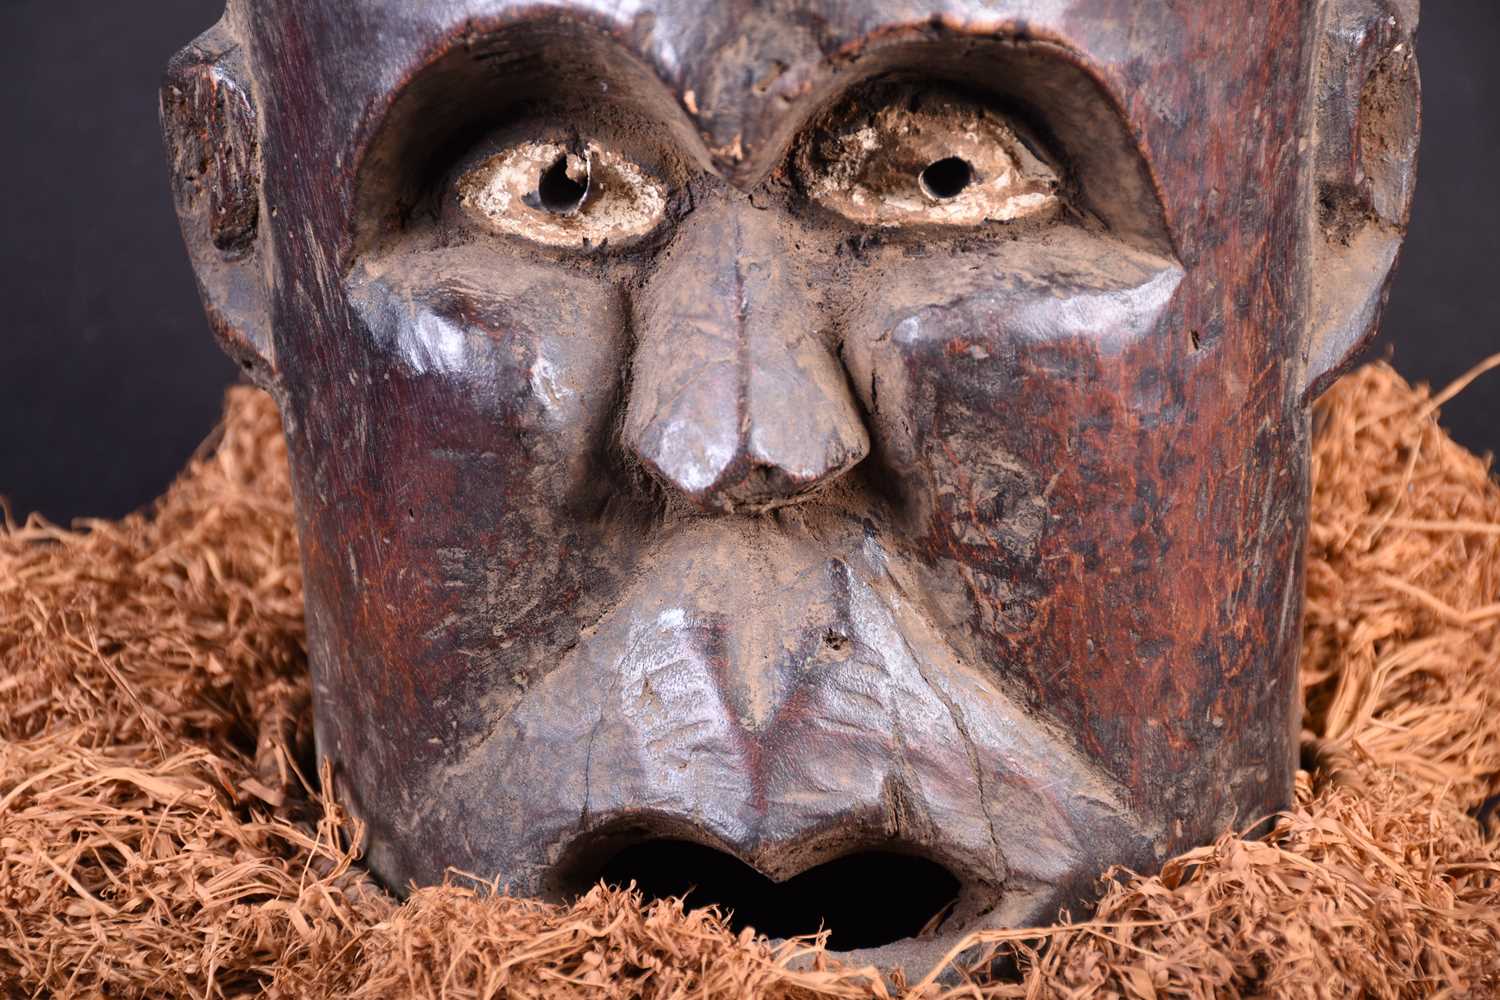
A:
163 0 1419 971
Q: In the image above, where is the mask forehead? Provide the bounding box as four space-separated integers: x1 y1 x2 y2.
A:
231 0 1311 268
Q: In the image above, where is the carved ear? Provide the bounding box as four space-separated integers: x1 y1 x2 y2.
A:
161 22 278 392
1302 0 1420 402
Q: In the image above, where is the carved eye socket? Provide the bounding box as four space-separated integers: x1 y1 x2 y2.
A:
800 92 1060 228
457 140 667 249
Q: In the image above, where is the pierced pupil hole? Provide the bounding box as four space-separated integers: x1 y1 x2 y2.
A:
919 157 974 200
538 155 589 215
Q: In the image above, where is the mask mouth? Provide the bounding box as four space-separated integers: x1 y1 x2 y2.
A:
548 822 988 958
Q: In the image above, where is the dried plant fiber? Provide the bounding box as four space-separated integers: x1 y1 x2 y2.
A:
2 358 1498 999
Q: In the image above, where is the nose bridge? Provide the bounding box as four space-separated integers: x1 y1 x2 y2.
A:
623 203 869 512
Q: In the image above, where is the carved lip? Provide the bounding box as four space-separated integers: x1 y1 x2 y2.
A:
395 523 1155 973
544 814 1005 971
548 807 996 894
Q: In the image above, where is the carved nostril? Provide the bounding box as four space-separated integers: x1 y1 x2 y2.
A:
621 340 871 512
729 464 821 509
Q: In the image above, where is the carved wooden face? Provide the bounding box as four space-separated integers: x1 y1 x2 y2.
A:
164 0 1419 966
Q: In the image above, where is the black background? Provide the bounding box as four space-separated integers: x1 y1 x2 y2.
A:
2 1 1496 523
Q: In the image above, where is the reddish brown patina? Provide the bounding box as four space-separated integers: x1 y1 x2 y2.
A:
162 0 1420 970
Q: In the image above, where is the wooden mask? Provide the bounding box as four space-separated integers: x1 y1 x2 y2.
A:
164 0 1419 968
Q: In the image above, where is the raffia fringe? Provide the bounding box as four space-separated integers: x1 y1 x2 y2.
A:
2 359 1498 998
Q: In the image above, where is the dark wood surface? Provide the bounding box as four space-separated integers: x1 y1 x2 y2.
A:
162 0 1420 971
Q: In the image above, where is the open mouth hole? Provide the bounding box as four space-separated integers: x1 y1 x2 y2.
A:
919 156 974 200
585 839 962 951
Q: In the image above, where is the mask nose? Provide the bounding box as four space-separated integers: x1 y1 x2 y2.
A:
624 205 869 512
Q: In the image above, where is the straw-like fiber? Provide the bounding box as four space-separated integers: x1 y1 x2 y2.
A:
1 360 1497 998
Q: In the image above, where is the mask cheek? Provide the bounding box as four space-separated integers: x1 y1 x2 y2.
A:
840 248 1183 661
346 254 630 510
845 250 1180 513
301 263 635 770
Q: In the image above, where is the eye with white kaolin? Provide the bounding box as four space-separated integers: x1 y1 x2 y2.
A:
457 140 668 249
801 93 1061 228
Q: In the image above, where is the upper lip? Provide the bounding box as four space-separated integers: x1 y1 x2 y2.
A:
412 527 1156 947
